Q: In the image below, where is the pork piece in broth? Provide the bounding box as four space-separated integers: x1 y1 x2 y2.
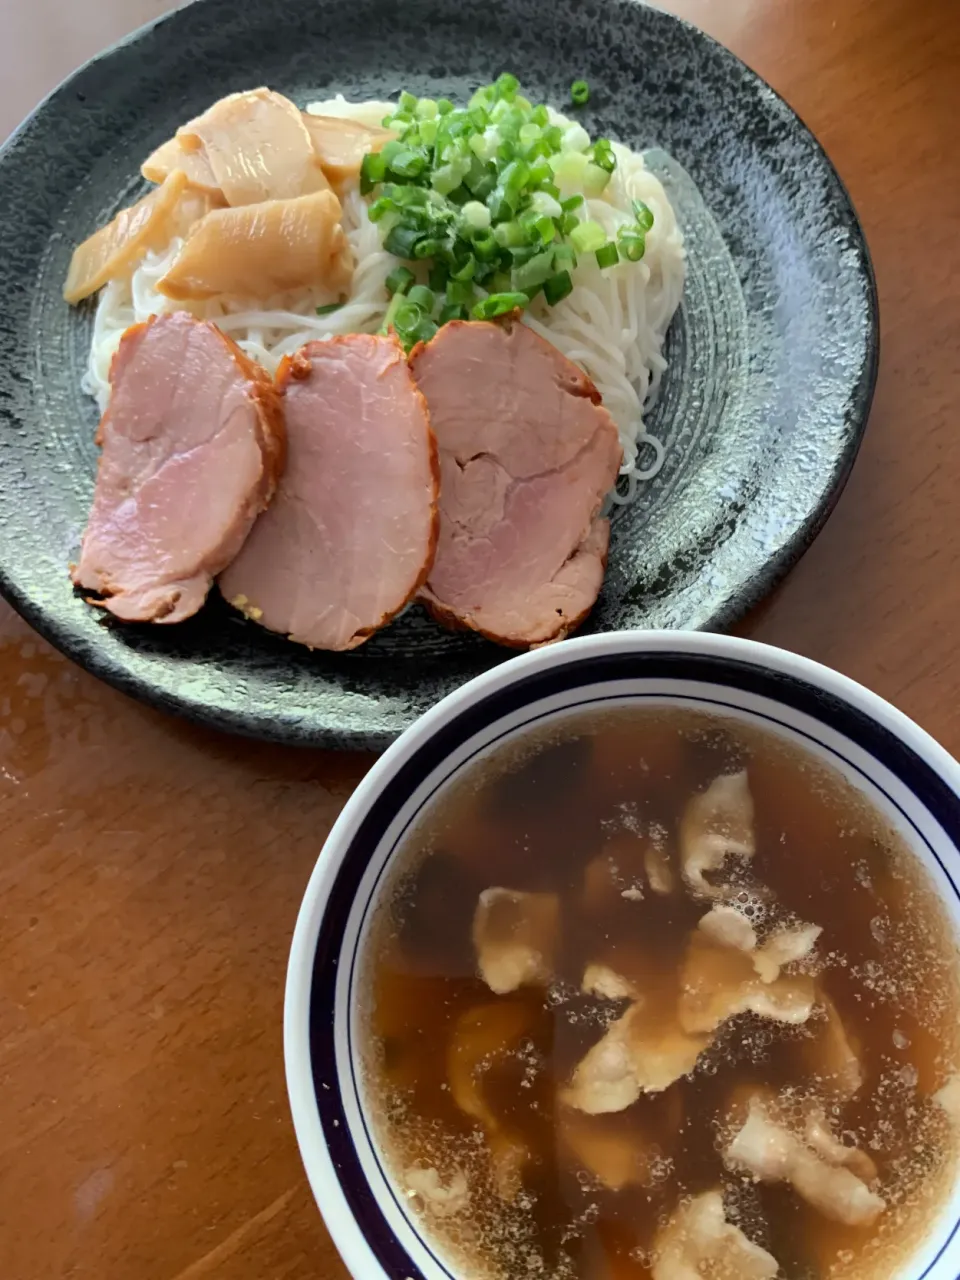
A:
562 1002 709 1114
723 1093 886 1227
696 905 822 981
652 1190 779 1280
679 770 755 898
220 333 437 650
410 317 622 647
678 930 816 1035
752 920 822 983
581 963 640 1001
472 888 560 995
934 1073 960 1124
402 1165 470 1219
72 312 283 623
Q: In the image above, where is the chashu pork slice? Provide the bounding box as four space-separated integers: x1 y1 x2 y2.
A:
220 333 438 650
409 318 622 648
73 312 284 623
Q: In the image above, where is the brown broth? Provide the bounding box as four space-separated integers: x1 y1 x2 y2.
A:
360 707 960 1279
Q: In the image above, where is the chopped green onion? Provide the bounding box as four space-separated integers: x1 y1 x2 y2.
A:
414 316 439 344
471 291 529 320
439 301 468 324
511 248 556 292
461 200 492 231
379 290 404 335
428 260 449 292
543 124 563 151
446 278 476 305
367 196 395 223
487 186 520 222
561 123 591 153
315 301 344 316
523 212 557 246
414 237 446 260
388 148 427 178
509 243 540 266
494 137 515 163
529 190 562 219
569 219 606 254
591 138 617 173
553 243 578 271
431 161 470 195
450 254 478 282
407 284 436 313
543 269 573 305
468 130 496 163
380 139 405 166
393 301 421 331
384 223 422 258
392 300 438 350
359 151 387 195
527 157 553 186
472 229 500 260
363 75 624 339
550 149 589 190
495 72 520 100
500 159 530 195
632 199 655 232
618 229 646 261
494 219 527 248
583 162 612 197
385 265 415 296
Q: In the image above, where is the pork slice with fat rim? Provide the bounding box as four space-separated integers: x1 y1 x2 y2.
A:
72 312 284 623
409 317 622 648
220 333 438 650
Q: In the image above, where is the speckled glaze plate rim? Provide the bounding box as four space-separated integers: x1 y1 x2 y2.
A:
0 0 879 749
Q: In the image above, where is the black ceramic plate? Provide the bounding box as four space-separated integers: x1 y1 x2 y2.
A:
0 0 877 749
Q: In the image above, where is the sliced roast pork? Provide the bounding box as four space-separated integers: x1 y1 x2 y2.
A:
73 312 284 623
219 333 438 651
409 318 622 647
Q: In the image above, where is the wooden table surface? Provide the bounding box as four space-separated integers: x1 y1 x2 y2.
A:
1 0 958 1276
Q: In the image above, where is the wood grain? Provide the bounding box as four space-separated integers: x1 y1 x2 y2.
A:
1 0 958 1276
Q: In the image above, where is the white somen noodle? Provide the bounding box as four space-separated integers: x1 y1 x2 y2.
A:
82 98 685 498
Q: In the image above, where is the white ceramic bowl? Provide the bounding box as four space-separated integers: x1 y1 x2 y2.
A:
285 631 960 1280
